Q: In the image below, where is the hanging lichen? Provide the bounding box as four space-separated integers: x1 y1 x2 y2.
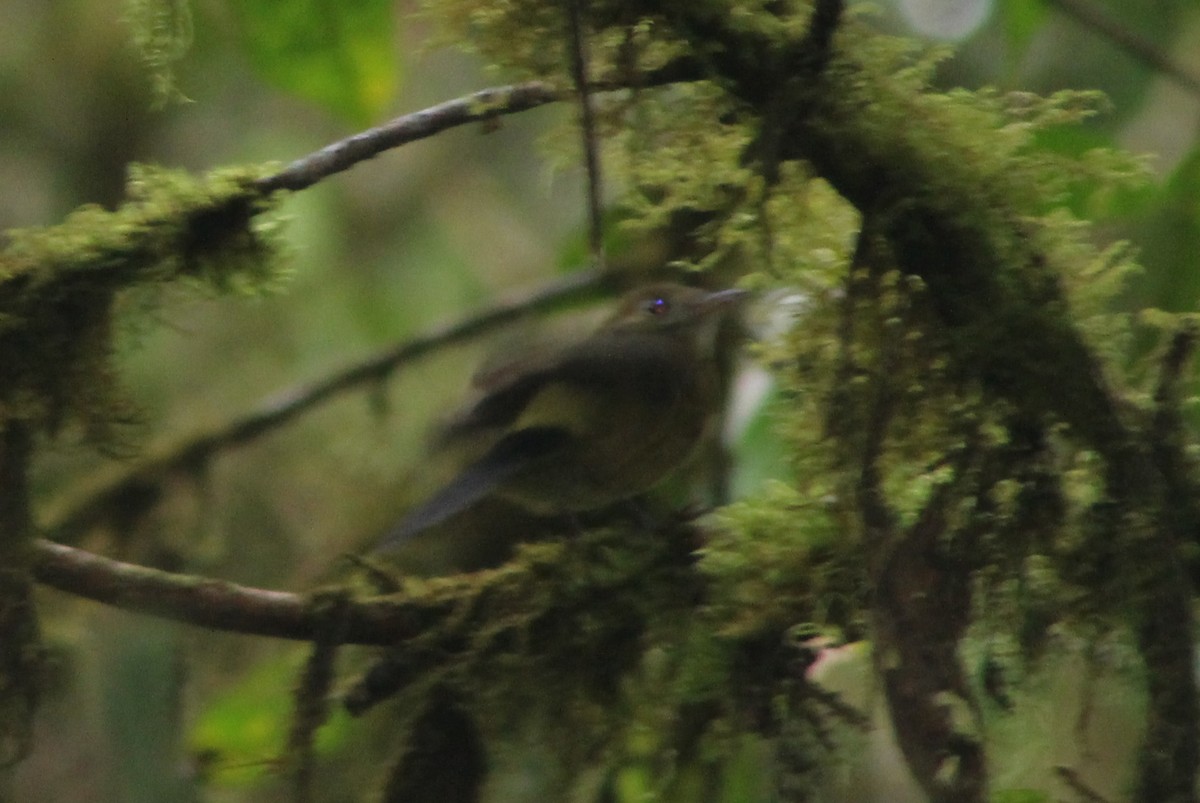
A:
0 164 283 440
122 0 195 107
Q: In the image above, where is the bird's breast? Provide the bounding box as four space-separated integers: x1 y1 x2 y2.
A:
498 350 719 513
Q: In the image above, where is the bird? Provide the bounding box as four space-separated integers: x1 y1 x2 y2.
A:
375 282 747 551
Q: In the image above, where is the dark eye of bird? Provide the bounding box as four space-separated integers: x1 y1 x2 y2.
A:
645 297 670 316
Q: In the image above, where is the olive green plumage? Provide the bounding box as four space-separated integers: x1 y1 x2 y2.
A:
378 283 745 549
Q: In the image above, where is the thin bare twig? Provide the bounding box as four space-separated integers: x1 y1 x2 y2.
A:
257 82 566 194
256 60 702 195
1055 766 1114 803
566 0 607 270
1048 0 1200 97
44 271 604 541
30 538 419 645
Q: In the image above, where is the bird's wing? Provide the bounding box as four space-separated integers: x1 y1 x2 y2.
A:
374 427 572 551
447 331 684 437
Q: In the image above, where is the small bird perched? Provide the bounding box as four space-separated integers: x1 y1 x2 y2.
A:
376 282 747 551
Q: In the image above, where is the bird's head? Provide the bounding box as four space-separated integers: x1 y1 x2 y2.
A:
605 283 749 335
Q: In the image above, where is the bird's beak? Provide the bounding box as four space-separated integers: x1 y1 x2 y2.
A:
697 287 751 315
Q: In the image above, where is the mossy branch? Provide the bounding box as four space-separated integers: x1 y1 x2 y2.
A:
0 166 280 437
1127 324 1200 803
0 65 701 443
29 526 696 647
31 536 445 644
591 0 1195 796
287 590 352 803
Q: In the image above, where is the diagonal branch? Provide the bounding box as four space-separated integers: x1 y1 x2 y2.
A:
44 271 604 541
257 83 565 194
1047 0 1200 97
256 60 702 195
31 537 430 645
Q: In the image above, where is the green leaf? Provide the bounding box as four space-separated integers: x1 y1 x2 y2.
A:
190 651 352 787
232 0 398 124
730 378 793 499
991 790 1051 803
998 0 1047 58
1133 145 1200 312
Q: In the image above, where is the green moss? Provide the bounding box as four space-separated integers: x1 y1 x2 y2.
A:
0 164 282 437
123 0 194 107
379 1 1186 795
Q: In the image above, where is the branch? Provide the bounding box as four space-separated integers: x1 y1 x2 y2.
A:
566 0 606 270
654 0 1132 465
1047 0 1200 97
43 271 604 541
800 0 844 74
873 435 987 803
31 522 698 649
1055 766 1115 803
1131 322 1200 803
256 60 702 195
847 220 899 542
30 538 424 645
1151 322 1200 523
257 83 565 193
0 422 41 768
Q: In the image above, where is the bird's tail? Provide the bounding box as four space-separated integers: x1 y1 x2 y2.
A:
374 427 568 551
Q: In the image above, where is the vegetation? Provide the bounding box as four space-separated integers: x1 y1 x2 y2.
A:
3 1 1200 801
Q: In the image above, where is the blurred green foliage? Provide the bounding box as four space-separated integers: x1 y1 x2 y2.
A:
190 649 352 787
230 0 400 125
1136 146 1200 312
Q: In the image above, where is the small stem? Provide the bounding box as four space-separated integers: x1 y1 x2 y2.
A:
566 0 606 271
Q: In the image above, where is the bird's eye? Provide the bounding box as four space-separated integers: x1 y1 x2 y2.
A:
645 296 670 316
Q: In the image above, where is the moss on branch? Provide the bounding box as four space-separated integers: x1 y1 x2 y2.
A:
0 164 281 438
409 0 1198 798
